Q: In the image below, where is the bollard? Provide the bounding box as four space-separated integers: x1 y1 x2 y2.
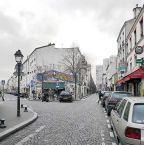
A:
21 104 24 108
24 106 28 112
0 118 6 128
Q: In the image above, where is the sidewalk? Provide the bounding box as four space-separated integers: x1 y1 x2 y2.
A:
0 101 38 141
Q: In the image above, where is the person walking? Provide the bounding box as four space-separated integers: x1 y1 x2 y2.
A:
32 90 36 100
0 90 4 101
98 90 103 103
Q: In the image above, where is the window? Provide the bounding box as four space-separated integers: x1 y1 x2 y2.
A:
123 102 131 121
134 29 137 45
130 37 132 51
117 99 127 117
135 55 137 66
140 18 143 37
132 103 144 124
130 62 132 70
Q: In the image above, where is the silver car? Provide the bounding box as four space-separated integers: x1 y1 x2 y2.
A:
110 97 144 145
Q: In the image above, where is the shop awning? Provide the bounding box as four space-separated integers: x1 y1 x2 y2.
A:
43 82 65 89
116 68 144 84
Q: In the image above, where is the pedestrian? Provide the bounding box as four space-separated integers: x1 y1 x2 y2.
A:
98 90 103 103
32 90 36 100
0 90 4 101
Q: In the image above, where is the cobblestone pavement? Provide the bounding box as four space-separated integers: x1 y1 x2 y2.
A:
0 94 117 145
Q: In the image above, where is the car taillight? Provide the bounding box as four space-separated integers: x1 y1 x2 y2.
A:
125 127 141 140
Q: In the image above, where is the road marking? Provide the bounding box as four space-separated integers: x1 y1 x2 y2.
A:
106 119 109 123
105 115 107 118
102 142 105 145
107 124 111 128
112 142 117 145
110 131 114 138
15 125 46 145
35 125 45 132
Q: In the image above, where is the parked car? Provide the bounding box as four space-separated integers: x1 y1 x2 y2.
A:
20 93 28 98
101 91 111 107
110 97 144 145
58 91 73 102
105 91 132 116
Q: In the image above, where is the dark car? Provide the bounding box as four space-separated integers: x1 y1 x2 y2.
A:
101 91 111 107
105 91 132 116
20 93 28 98
59 91 73 102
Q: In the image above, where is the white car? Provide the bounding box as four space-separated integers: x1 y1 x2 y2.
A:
110 97 144 145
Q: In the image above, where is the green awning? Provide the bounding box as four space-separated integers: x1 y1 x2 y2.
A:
43 82 65 89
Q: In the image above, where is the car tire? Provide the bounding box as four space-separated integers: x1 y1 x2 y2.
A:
107 109 110 116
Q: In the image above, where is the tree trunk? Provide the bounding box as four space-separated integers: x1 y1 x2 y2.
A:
74 73 77 100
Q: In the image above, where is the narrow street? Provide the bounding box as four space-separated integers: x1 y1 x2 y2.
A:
0 94 117 145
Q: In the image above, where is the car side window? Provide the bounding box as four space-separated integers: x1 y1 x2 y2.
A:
123 102 131 121
117 99 127 117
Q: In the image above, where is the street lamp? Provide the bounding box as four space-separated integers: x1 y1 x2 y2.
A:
14 50 23 117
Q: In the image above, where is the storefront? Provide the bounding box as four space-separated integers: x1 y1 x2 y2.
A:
116 68 144 96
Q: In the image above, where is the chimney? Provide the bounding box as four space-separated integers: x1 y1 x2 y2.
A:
133 4 142 18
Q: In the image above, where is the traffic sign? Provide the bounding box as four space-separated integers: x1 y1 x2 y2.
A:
1 80 5 85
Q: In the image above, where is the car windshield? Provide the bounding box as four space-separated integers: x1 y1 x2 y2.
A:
60 91 70 95
104 92 111 96
132 103 144 124
112 92 131 99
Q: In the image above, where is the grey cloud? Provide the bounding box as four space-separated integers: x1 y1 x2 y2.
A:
48 0 143 36
0 11 21 36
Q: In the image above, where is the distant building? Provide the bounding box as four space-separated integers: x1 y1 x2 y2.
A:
106 55 117 91
96 65 103 91
7 44 93 98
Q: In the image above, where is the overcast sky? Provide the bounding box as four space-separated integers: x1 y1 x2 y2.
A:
0 0 143 81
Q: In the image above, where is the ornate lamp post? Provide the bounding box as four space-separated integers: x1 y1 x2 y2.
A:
14 50 23 117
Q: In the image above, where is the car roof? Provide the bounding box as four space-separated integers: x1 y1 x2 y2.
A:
112 91 131 94
124 97 144 103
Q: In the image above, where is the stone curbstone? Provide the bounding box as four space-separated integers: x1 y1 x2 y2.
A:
0 108 38 141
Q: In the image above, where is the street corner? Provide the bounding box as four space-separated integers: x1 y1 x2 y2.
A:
0 103 38 141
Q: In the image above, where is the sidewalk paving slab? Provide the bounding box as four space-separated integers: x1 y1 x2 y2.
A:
0 101 38 141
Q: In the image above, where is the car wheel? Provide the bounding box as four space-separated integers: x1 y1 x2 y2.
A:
107 109 110 116
117 138 123 145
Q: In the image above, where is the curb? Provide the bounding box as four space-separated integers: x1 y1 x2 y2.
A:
0 108 38 141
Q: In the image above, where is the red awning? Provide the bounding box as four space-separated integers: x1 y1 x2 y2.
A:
116 68 144 84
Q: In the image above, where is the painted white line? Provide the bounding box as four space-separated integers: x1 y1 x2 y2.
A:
102 142 105 145
102 137 105 141
105 115 107 118
35 125 45 132
110 131 114 138
107 124 111 128
15 125 46 145
106 120 109 123
112 142 117 145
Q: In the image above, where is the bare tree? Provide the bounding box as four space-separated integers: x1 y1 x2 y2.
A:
62 47 81 100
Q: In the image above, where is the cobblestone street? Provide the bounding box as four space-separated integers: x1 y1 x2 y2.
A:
0 94 117 145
